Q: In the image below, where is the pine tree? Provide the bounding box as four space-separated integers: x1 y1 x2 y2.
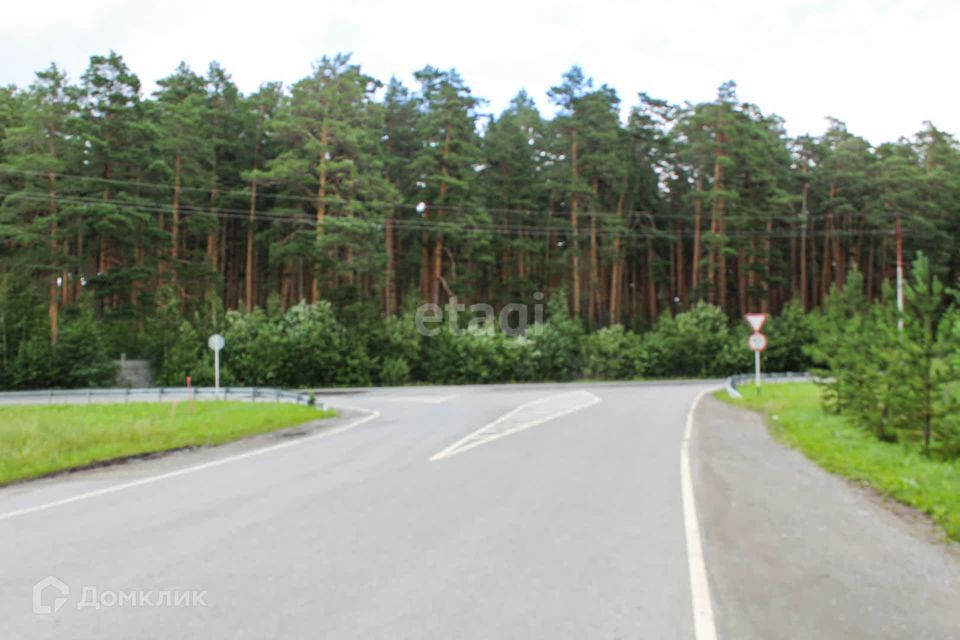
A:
410 66 484 305
0 64 75 345
154 63 211 288
76 52 152 313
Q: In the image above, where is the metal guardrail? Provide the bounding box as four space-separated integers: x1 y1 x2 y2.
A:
0 386 325 410
725 371 812 399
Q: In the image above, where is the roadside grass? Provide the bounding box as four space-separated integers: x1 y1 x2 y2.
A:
0 401 336 486
717 382 960 541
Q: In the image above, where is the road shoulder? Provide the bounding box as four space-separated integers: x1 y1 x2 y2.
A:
692 395 960 640
0 407 372 517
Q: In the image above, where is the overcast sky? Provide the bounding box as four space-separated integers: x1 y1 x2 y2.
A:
2 0 954 144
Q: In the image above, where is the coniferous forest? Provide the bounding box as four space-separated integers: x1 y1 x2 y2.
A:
3 51 960 390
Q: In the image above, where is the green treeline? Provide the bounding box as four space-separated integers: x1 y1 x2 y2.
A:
1 51 959 389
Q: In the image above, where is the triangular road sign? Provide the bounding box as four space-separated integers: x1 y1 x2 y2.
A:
745 313 768 332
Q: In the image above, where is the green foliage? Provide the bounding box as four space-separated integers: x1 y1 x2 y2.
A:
808 254 960 458
763 299 814 372
526 293 584 381
582 325 645 380
644 302 740 378
157 320 214 386
52 308 117 388
806 267 870 413
379 357 411 386
12 332 55 389
420 324 528 384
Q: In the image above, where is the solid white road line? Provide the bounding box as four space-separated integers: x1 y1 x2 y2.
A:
429 390 601 461
681 388 719 640
0 409 380 523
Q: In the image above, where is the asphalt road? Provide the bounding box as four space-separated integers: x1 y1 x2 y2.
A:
0 382 958 639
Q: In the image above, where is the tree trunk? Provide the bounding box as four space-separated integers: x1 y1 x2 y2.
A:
646 217 658 321
570 129 581 316
47 165 59 347
245 178 257 311
384 217 396 316
691 175 703 297
171 152 181 263
430 238 443 305
589 177 599 326
608 193 625 324
676 219 686 304
738 246 748 316
763 219 772 312
312 124 329 302
245 103 267 310
207 184 220 284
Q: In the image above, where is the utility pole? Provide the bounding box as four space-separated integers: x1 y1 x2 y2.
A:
896 215 904 333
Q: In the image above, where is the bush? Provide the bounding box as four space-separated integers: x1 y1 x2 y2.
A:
223 300 373 388
222 308 284 386
644 302 737 378
764 299 814 372
12 332 54 389
421 325 529 384
378 314 423 379
582 325 646 380
52 309 117 388
380 356 412 386
527 294 584 381
157 320 216 386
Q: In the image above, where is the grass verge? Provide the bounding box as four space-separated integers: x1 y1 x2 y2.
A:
717 382 960 541
0 401 336 486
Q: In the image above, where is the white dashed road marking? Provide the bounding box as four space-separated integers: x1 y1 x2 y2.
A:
429 390 601 461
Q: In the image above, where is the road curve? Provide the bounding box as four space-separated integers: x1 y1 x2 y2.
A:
1 381 958 639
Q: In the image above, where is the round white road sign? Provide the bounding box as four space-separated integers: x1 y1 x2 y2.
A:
748 332 768 352
208 333 225 351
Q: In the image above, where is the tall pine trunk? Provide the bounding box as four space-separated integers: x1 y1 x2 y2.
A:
47 161 59 347
384 217 396 316
691 175 703 297
312 124 329 302
589 177 599 326
570 129 581 316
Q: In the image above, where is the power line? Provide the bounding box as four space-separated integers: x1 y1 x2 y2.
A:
0 166 871 224
0 190 901 241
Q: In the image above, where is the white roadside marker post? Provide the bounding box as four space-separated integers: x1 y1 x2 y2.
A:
208 333 225 400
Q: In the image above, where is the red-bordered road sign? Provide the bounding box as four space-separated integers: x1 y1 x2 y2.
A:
748 332 768 352
744 313 768 332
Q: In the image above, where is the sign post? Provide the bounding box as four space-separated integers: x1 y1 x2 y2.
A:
208 333 225 399
744 314 769 390
755 349 761 388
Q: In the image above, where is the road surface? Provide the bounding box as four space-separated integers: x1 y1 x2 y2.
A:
0 382 957 639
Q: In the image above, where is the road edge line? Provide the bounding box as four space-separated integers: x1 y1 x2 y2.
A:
681 387 719 640
0 409 380 523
